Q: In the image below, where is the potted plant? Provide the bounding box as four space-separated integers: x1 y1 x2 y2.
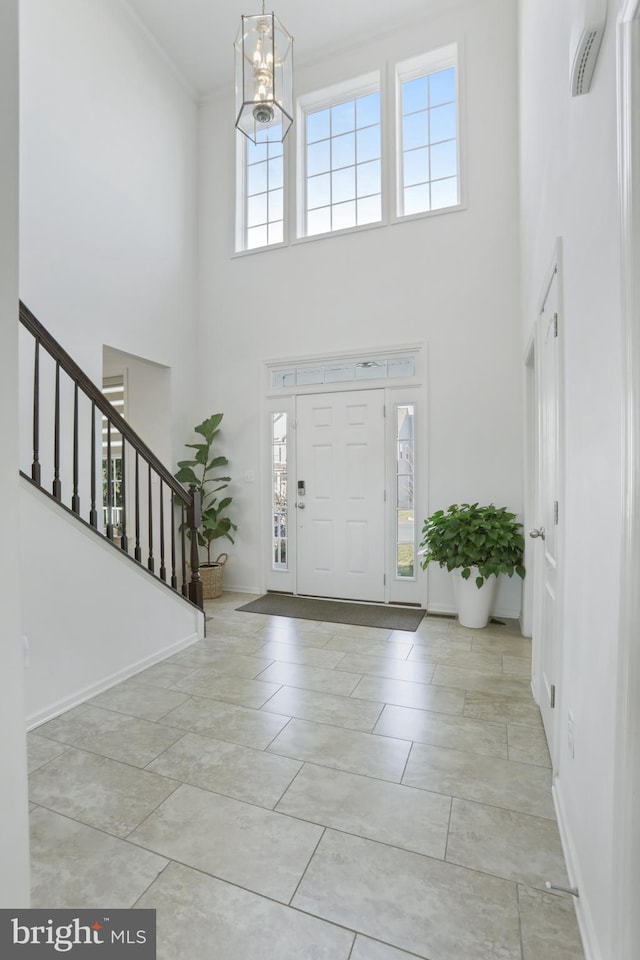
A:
175 413 237 600
419 502 525 628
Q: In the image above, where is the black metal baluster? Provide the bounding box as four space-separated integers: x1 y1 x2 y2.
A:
147 464 154 572
31 338 41 485
181 503 188 597
106 419 113 540
89 400 98 527
188 484 203 609
71 382 80 514
170 496 178 590
52 361 61 499
120 440 128 552
159 479 166 581
134 451 142 562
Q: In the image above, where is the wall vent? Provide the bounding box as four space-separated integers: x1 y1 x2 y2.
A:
569 0 607 97
571 28 603 96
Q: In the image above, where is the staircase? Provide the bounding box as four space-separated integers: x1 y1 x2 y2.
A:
18 302 206 727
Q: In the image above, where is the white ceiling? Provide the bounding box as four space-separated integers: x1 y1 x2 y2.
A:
123 0 450 98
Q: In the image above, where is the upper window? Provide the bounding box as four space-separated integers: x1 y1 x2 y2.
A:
238 124 285 251
396 45 459 218
298 73 382 238
235 46 461 252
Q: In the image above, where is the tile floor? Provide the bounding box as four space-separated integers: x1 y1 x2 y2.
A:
28 593 585 960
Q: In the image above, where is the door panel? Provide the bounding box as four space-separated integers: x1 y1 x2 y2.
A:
296 390 385 601
534 271 561 760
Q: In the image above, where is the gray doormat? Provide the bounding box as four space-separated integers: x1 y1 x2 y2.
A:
236 594 426 632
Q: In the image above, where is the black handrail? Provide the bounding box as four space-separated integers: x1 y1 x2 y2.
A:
19 300 203 609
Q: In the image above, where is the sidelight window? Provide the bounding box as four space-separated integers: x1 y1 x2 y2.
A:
395 404 416 578
272 412 288 568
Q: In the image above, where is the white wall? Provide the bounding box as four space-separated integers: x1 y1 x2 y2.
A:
21 480 203 728
103 345 172 464
198 0 524 610
519 2 623 957
0 0 30 907
19 0 199 462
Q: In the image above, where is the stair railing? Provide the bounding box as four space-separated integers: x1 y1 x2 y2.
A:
19 301 203 609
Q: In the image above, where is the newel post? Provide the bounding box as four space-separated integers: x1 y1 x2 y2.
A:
187 483 204 609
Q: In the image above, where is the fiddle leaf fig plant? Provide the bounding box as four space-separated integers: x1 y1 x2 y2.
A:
175 413 237 566
419 502 525 589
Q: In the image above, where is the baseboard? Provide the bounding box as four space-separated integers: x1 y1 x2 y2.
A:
427 602 521 621
27 631 200 730
223 582 262 596
552 780 601 960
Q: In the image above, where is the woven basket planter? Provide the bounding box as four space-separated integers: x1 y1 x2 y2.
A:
198 553 228 600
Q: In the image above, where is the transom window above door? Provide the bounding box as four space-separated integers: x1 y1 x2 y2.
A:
269 351 418 390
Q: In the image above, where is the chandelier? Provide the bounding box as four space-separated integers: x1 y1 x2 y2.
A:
234 3 294 143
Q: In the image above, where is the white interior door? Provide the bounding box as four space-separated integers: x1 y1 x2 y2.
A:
532 268 562 760
296 390 385 602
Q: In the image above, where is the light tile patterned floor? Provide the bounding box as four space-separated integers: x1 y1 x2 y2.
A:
28 593 585 960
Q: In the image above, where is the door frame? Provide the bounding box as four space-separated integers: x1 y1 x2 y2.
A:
261 345 427 605
613 4 640 956
529 241 565 773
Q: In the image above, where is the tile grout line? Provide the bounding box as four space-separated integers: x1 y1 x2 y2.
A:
130 858 173 909
287 825 327 907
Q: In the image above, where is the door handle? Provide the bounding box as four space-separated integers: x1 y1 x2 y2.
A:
297 502 306 509
529 527 545 540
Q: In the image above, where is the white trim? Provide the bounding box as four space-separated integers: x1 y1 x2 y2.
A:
521 330 536 640
531 240 565 775
613 4 640 959
27 630 200 730
553 780 601 960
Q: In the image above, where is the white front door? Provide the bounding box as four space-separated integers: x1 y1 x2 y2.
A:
533 267 562 761
296 390 385 602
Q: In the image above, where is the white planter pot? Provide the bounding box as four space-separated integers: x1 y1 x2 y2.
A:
451 567 497 629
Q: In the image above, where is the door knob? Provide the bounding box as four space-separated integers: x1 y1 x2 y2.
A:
297 502 306 509
529 527 545 540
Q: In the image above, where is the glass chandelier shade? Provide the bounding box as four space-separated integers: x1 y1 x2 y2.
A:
235 10 293 144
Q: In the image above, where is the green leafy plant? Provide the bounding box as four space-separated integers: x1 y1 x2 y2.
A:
419 502 525 588
175 413 237 566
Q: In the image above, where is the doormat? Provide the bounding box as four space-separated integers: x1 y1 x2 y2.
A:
236 594 426 632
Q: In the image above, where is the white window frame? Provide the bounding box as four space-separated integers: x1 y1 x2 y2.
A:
296 70 383 241
235 41 465 254
235 129 288 254
393 42 464 223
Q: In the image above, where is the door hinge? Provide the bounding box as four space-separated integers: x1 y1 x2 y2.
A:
383 404 387 418
383 489 387 502
554 500 559 525
384 574 386 585
553 313 559 337
550 684 556 709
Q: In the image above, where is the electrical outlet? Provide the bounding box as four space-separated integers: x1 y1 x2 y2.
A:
567 710 575 759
